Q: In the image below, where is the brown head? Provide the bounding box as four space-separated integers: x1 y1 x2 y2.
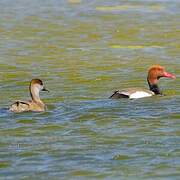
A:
29 79 49 101
147 65 175 94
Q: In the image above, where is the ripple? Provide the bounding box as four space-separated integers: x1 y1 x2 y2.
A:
0 0 179 179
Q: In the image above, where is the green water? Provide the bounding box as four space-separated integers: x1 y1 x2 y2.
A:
0 0 179 179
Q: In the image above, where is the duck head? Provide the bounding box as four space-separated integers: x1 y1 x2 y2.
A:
30 79 49 101
147 65 175 94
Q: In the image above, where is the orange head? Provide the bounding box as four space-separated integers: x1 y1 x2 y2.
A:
147 65 176 85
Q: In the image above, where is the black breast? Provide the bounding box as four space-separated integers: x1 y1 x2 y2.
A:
149 84 162 95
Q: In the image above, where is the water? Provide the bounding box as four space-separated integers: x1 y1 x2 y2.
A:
0 0 179 179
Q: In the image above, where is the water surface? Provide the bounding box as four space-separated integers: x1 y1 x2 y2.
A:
0 0 179 179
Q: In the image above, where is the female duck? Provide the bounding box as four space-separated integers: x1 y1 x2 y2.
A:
110 65 176 99
9 79 48 112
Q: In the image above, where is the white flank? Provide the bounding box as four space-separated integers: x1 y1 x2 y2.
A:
129 91 153 99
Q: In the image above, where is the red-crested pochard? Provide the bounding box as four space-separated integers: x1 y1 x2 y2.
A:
110 65 176 99
9 79 49 112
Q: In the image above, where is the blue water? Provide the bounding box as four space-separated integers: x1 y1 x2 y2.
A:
0 0 179 179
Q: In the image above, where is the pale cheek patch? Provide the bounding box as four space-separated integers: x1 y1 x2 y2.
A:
129 91 153 99
33 86 41 97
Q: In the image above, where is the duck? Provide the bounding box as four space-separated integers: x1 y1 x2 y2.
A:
110 65 176 99
9 79 49 112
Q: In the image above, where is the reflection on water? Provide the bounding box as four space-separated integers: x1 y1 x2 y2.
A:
0 0 179 179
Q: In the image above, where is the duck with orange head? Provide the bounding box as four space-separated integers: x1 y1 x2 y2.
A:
110 65 176 99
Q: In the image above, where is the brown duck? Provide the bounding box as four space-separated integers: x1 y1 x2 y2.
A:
9 79 49 112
